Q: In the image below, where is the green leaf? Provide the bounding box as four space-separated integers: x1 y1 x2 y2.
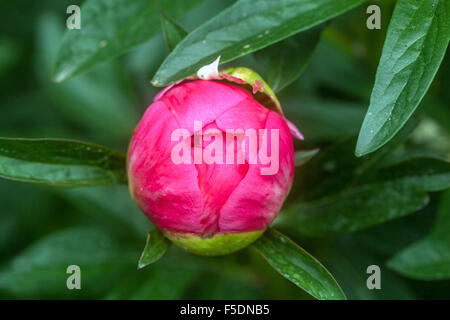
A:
387 190 450 280
107 249 254 299
284 98 366 142
252 228 345 300
0 180 72 258
324 231 418 299
353 117 420 177
0 227 139 298
280 157 450 236
152 0 366 86
365 157 450 192
254 24 324 92
106 254 202 299
0 138 126 187
388 238 450 280
160 12 188 52
58 186 152 236
294 149 320 167
52 0 202 82
36 15 139 142
289 118 418 202
106 265 200 299
356 0 450 156
297 37 373 100
424 99 450 134
281 185 428 237
138 228 171 269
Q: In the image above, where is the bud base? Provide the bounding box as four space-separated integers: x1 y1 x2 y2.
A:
162 229 266 256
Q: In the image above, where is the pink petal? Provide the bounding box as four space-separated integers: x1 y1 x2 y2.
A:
159 80 252 134
195 158 249 232
218 111 295 232
215 96 269 132
286 118 304 140
128 100 205 232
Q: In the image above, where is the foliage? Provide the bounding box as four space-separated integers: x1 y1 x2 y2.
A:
356 0 449 156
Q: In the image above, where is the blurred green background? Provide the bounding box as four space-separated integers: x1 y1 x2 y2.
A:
0 0 449 299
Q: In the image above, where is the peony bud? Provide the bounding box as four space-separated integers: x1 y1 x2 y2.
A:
128 67 295 256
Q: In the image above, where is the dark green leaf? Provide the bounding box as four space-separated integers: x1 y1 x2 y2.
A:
356 0 450 156
280 157 450 236
0 227 139 298
152 0 366 86
36 15 139 142
280 185 428 236
388 238 450 280
105 264 200 299
388 190 450 280
424 99 450 134
161 12 188 52
252 228 346 300
295 37 373 100
289 118 418 202
294 149 320 167
366 157 450 192
107 248 257 299
324 232 418 299
0 138 127 187
353 117 419 177
0 180 74 259
284 98 366 142
58 186 151 236
138 229 171 269
52 0 202 82
254 24 324 92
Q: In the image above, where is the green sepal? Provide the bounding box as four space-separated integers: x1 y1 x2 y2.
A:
163 229 266 256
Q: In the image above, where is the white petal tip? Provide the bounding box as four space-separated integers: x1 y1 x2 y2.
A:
196 56 221 80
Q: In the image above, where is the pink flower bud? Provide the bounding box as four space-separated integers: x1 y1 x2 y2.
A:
128 77 294 256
